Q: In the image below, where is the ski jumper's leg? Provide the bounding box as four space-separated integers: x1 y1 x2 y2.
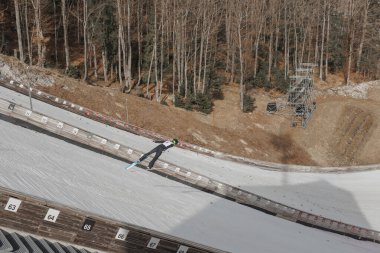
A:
139 146 159 162
148 148 163 168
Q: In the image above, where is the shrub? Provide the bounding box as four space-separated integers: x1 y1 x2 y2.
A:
208 70 224 100
195 92 213 114
65 65 80 79
184 94 194 111
243 94 256 113
174 92 185 108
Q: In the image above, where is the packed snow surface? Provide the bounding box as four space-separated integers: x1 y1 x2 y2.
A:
0 87 379 253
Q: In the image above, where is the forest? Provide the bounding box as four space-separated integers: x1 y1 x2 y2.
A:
1 0 379 113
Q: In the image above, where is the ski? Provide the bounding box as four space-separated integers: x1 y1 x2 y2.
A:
125 160 140 170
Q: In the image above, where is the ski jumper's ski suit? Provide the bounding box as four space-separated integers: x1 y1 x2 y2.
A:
139 140 174 169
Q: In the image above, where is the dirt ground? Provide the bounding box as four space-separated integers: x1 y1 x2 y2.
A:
1 55 379 166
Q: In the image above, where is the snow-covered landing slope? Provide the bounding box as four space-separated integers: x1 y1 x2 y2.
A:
0 87 379 253
1 86 380 232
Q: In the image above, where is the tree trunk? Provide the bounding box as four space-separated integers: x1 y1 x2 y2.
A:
284 2 288 77
347 30 354 84
83 0 88 80
136 0 142 86
77 1 80 44
24 0 32 65
268 15 273 82
116 0 125 90
254 13 264 78
61 0 70 70
159 0 164 100
102 50 108 82
325 2 330 79
193 18 199 97
225 4 231 73
31 0 45 67
319 0 326 80
93 44 97 80
274 10 280 66
237 17 244 111
118 28 122 88
53 0 58 66
172 4 176 102
198 8 206 92
314 3 320 64
126 0 132 91
153 0 159 101
202 25 211 93
14 0 24 62
356 0 369 71
146 45 155 98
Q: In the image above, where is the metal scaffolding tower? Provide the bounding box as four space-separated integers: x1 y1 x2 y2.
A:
266 63 317 128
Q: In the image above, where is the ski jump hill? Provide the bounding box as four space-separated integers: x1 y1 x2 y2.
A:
0 76 379 253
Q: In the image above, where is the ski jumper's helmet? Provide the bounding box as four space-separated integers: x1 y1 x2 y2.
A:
172 138 179 145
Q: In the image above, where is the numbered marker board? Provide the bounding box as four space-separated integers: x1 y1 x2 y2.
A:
177 245 189 253
5 198 22 212
41 116 48 124
147 237 160 249
8 103 15 110
44 208 60 223
82 218 95 231
115 228 129 241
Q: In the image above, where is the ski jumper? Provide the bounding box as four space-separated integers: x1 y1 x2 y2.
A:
139 140 174 169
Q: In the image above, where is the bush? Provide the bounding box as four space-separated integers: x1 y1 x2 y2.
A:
184 94 194 111
65 65 80 79
174 92 185 108
174 92 213 114
272 67 290 93
195 92 213 114
243 94 256 113
208 70 224 100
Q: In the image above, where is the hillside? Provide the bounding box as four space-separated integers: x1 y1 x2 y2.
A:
1 54 379 166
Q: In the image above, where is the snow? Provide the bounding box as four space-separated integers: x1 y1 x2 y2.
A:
0 86 379 253
326 80 380 99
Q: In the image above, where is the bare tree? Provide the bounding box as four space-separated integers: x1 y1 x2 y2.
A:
324 1 331 78
30 0 46 67
319 0 326 80
356 0 369 71
14 0 24 62
24 0 32 64
61 0 70 70
83 0 88 80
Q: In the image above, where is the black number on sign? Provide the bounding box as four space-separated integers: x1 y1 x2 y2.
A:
117 234 125 240
149 242 157 247
7 204 16 210
8 103 15 110
47 215 55 221
82 218 95 231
